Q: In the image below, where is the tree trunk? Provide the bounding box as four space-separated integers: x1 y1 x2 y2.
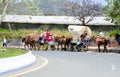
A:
0 0 9 26
82 19 86 26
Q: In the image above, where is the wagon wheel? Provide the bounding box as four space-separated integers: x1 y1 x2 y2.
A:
69 44 74 51
35 44 40 51
83 45 88 51
42 44 48 51
76 45 82 51
50 45 56 50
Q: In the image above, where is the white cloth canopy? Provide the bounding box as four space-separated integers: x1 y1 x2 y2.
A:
68 25 92 43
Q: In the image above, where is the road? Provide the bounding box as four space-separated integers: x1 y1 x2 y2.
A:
2 50 120 77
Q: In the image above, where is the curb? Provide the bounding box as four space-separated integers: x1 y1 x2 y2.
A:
0 51 36 75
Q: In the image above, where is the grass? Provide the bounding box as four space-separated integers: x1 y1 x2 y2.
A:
0 47 27 58
0 27 117 40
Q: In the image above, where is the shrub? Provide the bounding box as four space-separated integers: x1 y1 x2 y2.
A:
0 28 8 32
109 29 120 37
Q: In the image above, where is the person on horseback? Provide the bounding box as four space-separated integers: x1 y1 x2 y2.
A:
38 32 45 45
99 30 104 38
77 34 86 47
46 29 53 42
84 33 90 47
97 30 106 43
96 30 109 52
46 29 50 38
38 29 53 45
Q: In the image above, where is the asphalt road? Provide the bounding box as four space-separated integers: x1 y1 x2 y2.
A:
2 50 120 77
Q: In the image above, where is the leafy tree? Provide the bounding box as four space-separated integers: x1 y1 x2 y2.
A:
0 0 41 26
64 0 104 25
104 0 120 25
8 0 41 15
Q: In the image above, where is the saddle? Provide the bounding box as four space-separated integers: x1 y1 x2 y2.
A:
97 38 106 43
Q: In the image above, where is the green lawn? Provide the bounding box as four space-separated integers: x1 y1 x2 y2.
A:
0 47 27 58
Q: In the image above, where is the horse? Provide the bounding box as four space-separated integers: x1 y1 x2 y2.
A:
21 36 37 49
115 34 120 45
54 35 73 51
54 35 67 51
65 37 73 50
96 37 110 52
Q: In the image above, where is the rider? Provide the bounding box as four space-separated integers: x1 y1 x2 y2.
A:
84 33 90 46
38 31 45 44
38 29 52 44
77 34 85 47
98 30 106 42
99 30 104 38
46 29 50 40
45 29 53 42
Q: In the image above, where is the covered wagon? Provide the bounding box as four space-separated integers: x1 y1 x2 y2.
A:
68 25 92 51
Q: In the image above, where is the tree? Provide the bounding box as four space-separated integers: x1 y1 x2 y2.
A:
104 0 120 25
64 0 104 25
0 0 9 25
8 0 41 15
0 0 41 26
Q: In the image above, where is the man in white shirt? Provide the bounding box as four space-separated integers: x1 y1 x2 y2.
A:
97 30 106 43
99 30 104 38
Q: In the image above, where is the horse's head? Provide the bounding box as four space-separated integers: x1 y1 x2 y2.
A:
21 37 26 42
54 35 61 42
66 37 72 44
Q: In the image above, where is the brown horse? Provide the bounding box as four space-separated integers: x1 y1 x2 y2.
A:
54 35 72 51
54 35 67 51
96 37 110 52
21 36 37 49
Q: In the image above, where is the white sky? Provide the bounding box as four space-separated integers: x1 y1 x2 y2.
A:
16 0 107 6
70 0 107 5
96 0 107 5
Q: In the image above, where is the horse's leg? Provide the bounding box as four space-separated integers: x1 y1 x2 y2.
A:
103 45 107 53
24 44 26 49
30 44 33 50
103 45 105 52
57 44 59 50
64 44 67 51
27 44 29 49
105 46 108 52
66 44 69 51
98 44 101 52
61 44 63 51
25 43 28 49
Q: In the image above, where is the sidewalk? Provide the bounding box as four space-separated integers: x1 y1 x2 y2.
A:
0 51 36 75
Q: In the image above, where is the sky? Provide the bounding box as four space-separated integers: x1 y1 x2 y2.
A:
95 0 107 5
16 0 107 6
70 0 107 5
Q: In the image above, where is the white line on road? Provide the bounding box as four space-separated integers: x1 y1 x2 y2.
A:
8 56 48 77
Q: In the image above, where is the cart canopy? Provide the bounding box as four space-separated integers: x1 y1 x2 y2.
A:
68 25 92 43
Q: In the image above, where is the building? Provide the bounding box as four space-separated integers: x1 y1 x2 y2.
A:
1 15 115 25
